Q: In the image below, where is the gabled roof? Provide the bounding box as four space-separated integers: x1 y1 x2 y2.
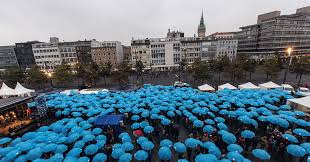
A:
14 82 35 95
0 83 16 96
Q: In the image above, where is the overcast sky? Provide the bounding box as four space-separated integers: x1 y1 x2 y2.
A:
0 0 309 46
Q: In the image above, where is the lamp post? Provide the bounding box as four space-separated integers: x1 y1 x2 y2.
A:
47 72 53 87
282 47 293 84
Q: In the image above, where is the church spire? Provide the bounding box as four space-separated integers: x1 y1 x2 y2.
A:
198 10 206 37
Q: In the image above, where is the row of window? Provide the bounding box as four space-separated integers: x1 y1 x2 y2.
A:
92 53 115 56
151 60 165 64
36 61 61 64
62 58 78 63
33 49 58 53
93 57 116 61
59 48 75 53
61 53 77 57
151 44 165 48
151 49 165 54
151 54 165 58
35 55 60 59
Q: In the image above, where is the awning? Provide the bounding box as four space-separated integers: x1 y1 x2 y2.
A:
198 83 215 92
258 81 282 89
218 83 237 90
238 82 260 89
0 83 16 97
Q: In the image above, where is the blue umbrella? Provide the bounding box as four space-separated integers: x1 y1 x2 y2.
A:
208 146 221 158
54 144 68 153
226 151 244 162
78 157 89 162
140 121 149 128
143 126 154 133
161 118 171 125
131 115 140 121
203 125 214 134
241 130 255 139
286 144 306 157
91 128 103 135
50 153 64 161
42 143 58 153
185 138 200 148
217 123 228 131
26 147 43 160
195 154 218 162
227 144 243 153
122 142 134 151
137 137 148 145
119 153 132 162
141 141 154 150
134 150 148 161
173 142 187 153
93 153 107 162
252 149 271 160
203 142 216 149
158 146 172 160
281 134 299 143
193 120 204 128
131 123 140 129
82 134 95 143
160 139 173 147
85 144 99 155
112 148 125 159
214 117 225 123
67 148 82 157
178 159 189 162
119 132 129 139
16 142 35 151
222 133 237 144
4 150 20 161
0 137 12 145
293 128 310 137
121 135 132 143
300 143 310 154
205 119 215 125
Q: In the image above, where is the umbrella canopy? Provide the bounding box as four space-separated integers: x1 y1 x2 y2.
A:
241 130 255 139
134 150 148 161
300 143 310 154
158 147 172 160
226 151 244 162
112 148 125 159
293 128 310 137
93 153 107 162
281 134 299 143
137 137 148 145
143 126 154 133
173 142 187 153
222 133 237 144
195 154 218 162
120 142 133 151
185 138 200 148
0 137 12 145
193 120 204 128
160 139 173 147
252 149 271 160
286 144 306 157
133 130 144 137
119 153 132 162
141 141 154 150
227 144 243 153
203 125 214 134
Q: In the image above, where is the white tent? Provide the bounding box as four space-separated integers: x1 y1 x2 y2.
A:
198 83 215 92
14 82 35 97
238 82 260 89
287 96 310 113
0 83 16 97
80 89 109 94
258 81 282 90
218 83 237 90
60 89 79 95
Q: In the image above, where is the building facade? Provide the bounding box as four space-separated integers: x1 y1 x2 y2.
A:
131 39 151 67
32 42 61 70
123 46 131 62
58 42 79 66
91 40 123 66
238 6 310 59
75 41 92 65
0 46 19 69
209 32 238 59
14 41 40 69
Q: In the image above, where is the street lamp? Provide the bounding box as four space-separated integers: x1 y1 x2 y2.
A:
282 47 293 84
47 72 53 87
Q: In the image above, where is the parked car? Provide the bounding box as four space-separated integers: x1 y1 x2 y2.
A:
296 87 310 97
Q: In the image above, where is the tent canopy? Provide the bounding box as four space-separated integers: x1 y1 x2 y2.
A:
14 82 35 96
238 82 260 89
218 83 237 90
281 84 293 89
198 84 215 92
95 115 124 126
0 83 16 96
258 81 282 89
287 96 310 113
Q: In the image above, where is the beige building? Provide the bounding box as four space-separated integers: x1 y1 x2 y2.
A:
91 40 123 66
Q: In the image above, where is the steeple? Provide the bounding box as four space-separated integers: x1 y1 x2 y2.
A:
198 10 206 37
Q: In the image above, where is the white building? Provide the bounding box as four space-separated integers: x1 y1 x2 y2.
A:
32 41 61 71
209 32 238 59
58 42 78 66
